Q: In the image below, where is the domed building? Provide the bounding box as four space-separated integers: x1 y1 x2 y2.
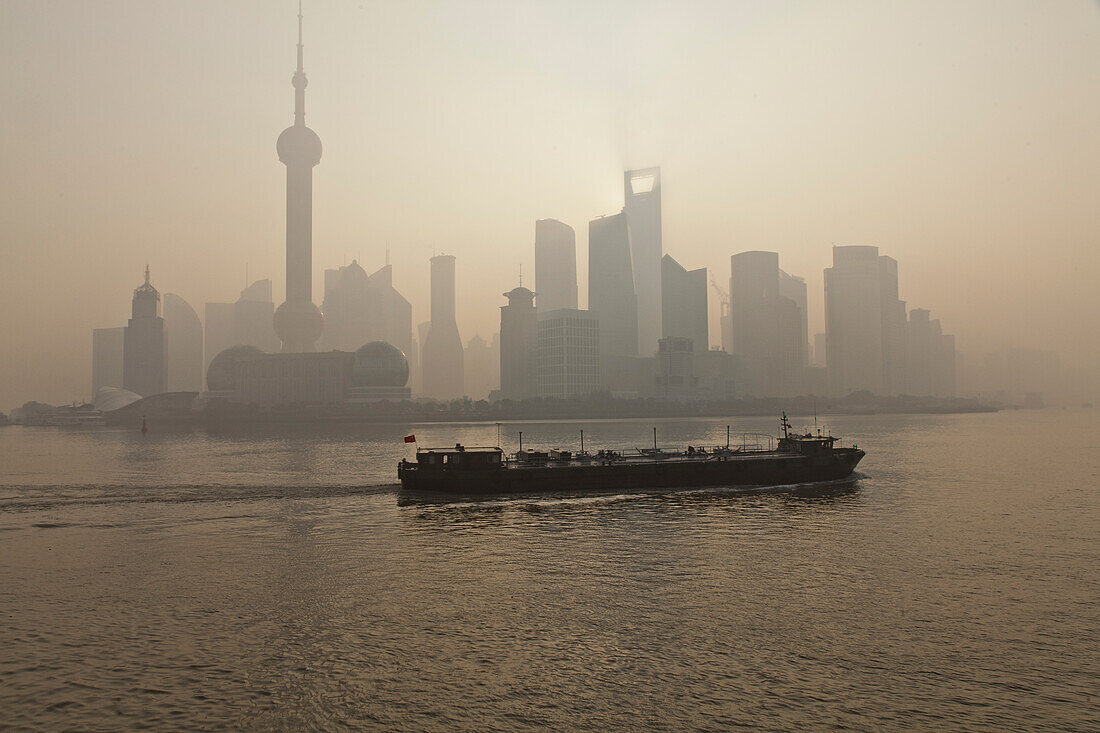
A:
352 342 409 387
206 345 265 393
346 342 411 404
205 341 410 407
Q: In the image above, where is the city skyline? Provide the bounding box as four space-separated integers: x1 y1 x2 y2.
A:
2 0 1098 409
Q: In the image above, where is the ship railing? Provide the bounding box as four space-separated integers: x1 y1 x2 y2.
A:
736 433 775 452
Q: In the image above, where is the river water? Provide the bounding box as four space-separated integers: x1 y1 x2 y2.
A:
1 410 1097 731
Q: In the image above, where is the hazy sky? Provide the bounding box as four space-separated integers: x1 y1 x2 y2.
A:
2 0 1098 409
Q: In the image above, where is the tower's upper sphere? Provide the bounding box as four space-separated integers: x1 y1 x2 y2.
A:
273 300 323 352
277 124 322 167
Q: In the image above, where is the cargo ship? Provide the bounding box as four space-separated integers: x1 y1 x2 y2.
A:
397 414 865 497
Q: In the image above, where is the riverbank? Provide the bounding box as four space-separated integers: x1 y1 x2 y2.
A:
97 392 998 428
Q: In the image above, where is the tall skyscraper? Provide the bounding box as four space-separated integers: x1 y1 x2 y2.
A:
661 254 708 354
778 270 809 368
588 213 637 388
623 167 662 356
729 251 804 397
824 245 907 396
905 309 956 397
92 327 125 396
123 266 165 397
499 286 538 399
421 255 464 399
879 256 908 394
534 219 577 312
537 308 600 399
163 293 203 393
463 334 497 400
905 308 933 396
273 6 323 353
321 261 412 358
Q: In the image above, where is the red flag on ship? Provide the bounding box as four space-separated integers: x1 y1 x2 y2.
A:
404 435 416 443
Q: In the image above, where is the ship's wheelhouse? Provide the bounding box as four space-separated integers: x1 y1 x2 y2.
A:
415 445 503 471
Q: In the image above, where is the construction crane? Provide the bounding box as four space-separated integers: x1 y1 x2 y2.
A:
709 273 728 305
709 274 731 352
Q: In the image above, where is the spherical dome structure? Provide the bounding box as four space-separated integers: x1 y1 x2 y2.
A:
277 124 323 167
273 300 323 353
206 345 263 392
352 341 409 388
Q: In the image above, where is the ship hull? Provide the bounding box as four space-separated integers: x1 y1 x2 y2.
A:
399 449 864 497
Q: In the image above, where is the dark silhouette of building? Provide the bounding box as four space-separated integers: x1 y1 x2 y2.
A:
729 251 804 397
123 266 165 397
421 255 464 399
499 286 538 399
163 293 203 393
92 327 125 396
624 167 663 357
661 254 708 354
273 6 323 353
588 213 637 389
534 219 578 312
321 260 412 358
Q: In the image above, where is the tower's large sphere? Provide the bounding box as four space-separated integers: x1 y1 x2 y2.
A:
273 300 323 352
277 125 322 166
206 345 264 392
352 342 409 388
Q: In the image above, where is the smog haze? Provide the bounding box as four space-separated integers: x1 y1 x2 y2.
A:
1 0 1098 409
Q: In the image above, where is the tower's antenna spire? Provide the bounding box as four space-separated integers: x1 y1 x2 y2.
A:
292 0 307 126
296 0 304 74
144 263 150 285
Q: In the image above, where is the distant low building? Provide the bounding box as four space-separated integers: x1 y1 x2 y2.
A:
654 336 696 399
206 341 411 407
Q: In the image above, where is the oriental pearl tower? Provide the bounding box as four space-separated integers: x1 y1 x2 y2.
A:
273 2 323 352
